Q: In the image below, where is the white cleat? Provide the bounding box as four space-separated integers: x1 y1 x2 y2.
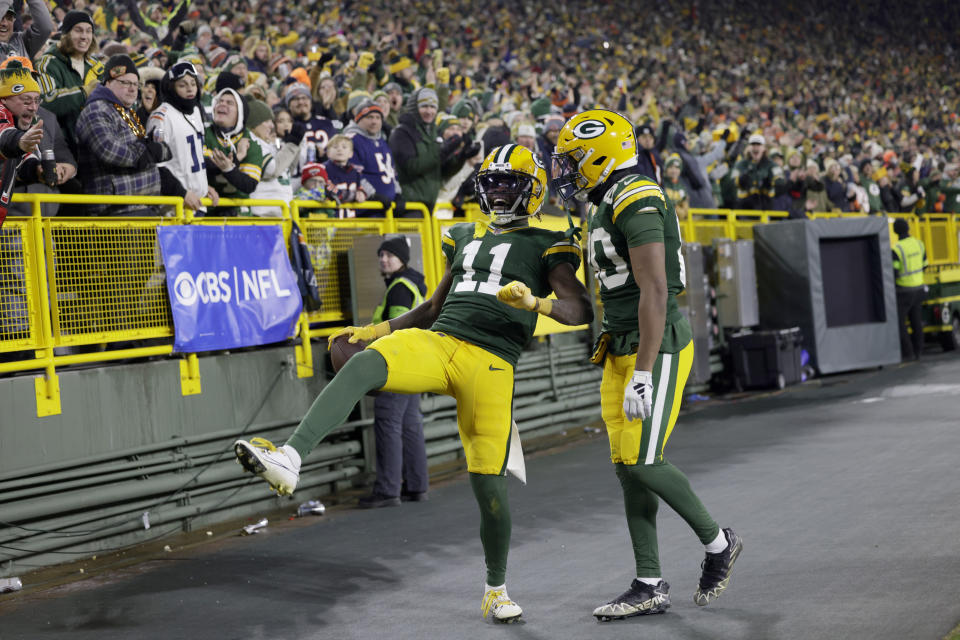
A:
234 438 300 496
481 587 523 623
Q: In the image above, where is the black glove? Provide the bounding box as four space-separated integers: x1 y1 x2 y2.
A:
461 141 482 159
721 128 731 142
318 50 334 67
282 119 306 145
440 134 462 160
144 140 172 163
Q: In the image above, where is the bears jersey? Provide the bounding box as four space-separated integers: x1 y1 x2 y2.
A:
348 132 397 200
432 221 581 366
147 103 208 199
587 173 691 354
323 160 375 203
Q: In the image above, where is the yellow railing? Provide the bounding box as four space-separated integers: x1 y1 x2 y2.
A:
2 192 958 416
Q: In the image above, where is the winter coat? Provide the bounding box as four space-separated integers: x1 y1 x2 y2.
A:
75 85 161 214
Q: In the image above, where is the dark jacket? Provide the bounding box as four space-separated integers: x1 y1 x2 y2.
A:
11 106 76 216
388 87 464 212
37 47 104 155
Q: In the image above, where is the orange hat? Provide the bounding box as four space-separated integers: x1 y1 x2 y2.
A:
883 150 896 166
289 66 311 89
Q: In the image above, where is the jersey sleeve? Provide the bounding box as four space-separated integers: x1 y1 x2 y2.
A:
611 178 666 247
541 232 582 272
440 226 456 264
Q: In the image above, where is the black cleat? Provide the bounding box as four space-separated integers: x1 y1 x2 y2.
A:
695 527 743 606
593 579 670 621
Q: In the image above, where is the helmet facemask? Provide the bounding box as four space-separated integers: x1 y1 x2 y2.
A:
477 169 538 225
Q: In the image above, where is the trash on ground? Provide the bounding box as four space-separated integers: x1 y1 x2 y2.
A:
0 577 23 593
297 500 325 517
242 518 269 535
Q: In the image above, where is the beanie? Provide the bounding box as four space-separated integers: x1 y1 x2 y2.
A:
378 236 410 265
60 10 94 35
246 99 272 130
102 55 138 83
354 99 383 122
284 82 311 106
416 87 438 109
0 61 40 98
893 218 910 237
383 81 402 94
215 71 244 93
346 89 371 116
301 162 328 184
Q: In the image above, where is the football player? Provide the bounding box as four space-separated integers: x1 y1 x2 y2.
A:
552 110 742 619
235 144 593 622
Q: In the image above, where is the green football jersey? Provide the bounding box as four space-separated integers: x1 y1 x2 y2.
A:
432 221 582 366
587 173 692 355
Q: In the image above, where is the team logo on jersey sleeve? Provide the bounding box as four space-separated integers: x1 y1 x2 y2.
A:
572 119 606 139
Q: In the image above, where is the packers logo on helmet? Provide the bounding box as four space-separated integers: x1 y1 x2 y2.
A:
476 144 547 225
572 119 606 139
552 109 638 201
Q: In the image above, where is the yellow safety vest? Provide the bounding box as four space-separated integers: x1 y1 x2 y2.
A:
893 236 926 288
372 276 424 323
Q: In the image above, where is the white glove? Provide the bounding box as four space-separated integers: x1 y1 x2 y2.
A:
623 370 653 421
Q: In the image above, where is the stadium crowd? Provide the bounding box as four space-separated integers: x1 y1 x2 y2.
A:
0 0 958 218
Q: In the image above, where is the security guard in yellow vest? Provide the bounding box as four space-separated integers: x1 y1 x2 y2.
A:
359 236 430 508
892 218 927 360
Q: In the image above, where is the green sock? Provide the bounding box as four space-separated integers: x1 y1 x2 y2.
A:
285 350 388 459
470 473 511 587
615 464 661 577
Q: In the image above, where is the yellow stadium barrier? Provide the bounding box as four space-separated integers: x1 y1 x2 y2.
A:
2 190 958 417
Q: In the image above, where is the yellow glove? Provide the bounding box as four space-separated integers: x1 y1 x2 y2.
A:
496 281 553 315
436 67 450 85
357 50 375 71
326 321 391 349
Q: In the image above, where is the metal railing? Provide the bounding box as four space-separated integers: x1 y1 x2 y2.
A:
2 192 958 416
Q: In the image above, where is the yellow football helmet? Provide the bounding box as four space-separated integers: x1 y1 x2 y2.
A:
551 109 638 201
475 144 547 225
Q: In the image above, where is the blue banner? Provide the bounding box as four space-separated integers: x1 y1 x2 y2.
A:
158 225 303 353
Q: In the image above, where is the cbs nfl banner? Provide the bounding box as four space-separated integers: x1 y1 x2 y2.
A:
158 226 303 352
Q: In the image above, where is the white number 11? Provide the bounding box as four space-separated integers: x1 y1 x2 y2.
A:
455 241 512 294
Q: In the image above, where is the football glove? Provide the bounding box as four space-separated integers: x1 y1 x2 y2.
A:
623 370 653 421
496 281 553 315
326 321 391 349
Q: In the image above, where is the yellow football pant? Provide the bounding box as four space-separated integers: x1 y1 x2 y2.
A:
600 340 694 465
369 329 514 475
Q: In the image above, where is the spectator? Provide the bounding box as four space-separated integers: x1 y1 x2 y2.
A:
370 89 393 137
311 74 343 124
243 36 271 74
731 133 782 210
294 162 330 206
778 149 808 218
0 0 52 61
359 235 429 508
322 133 376 210
147 61 218 215
382 81 403 130
514 123 536 152
674 129 727 209
804 160 830 214
635 121 663 185
136 66 164 125
3 57 76 216
343 98 400 213
36 10 101 155
874 167 900 213
204 87 265 213
662 154 689 220
537 114 564 167
0 59 43 226
75 55 181 216
860 159 883 214
285 81 339 187
437 114 481 206
389 87 476 215
898 167 925 214
249 99 304 216
822 158 848 212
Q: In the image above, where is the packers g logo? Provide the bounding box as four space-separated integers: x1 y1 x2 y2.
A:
11 84 24 94
532 153 545 169
572 119 606 139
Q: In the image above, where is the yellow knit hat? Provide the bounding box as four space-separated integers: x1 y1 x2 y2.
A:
0 60 40 98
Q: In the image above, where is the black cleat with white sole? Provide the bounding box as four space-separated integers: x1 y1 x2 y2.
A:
695 527 743 606
593 579 670 621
